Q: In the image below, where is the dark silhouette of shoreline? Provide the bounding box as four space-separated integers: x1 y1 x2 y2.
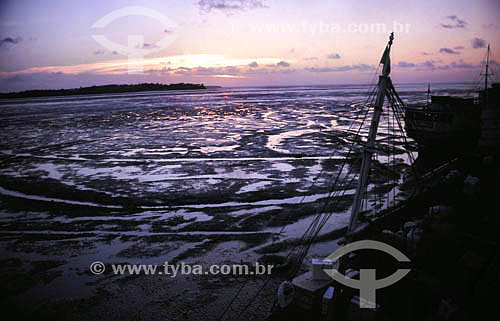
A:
0 83 206 99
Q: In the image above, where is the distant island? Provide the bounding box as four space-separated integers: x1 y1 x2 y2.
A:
0 83 207 99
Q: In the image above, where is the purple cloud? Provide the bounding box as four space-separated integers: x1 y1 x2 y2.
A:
421 61 436 68
450 60 476 69
397 61 416 68
0 36 21 47
472 37 487 49
305 64 374 72
277 61 290 67
482 23 500 30
327 53 341 59
439 48 461 55
440 15 467 29
198 0 267 13
418 59 478 70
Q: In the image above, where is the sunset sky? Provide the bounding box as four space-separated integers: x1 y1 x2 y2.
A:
0 0 499 91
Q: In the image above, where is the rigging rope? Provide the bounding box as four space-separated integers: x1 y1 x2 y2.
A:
225 94 376 321
216 59 425 321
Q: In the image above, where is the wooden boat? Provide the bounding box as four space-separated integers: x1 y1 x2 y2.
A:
404 96 480 150
405 45 498 154
478 71 500 154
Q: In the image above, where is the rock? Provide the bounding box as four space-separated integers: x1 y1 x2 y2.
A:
406 228 423 255
345 268 360 279
428 205 453 217
277 281 294 308
403 221 417 232
482 155 495 166
382 229 394 236
445 169 461 181
406 228 423 243
379 229 405 252
437 297 458 321
463 176 480 197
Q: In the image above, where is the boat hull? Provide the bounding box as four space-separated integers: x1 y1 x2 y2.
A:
404 108 480 150
478 109 500 154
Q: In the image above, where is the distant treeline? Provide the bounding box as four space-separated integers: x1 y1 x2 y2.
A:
0 83 206 99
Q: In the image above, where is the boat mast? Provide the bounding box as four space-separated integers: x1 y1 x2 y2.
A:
481 44 491 107
427 83 431 104
485 44 490 91
347 32 394 233
484 44 491 107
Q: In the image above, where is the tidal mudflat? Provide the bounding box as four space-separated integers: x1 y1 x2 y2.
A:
1 84 466 319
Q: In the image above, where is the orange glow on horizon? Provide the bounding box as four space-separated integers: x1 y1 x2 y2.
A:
0 54 286 78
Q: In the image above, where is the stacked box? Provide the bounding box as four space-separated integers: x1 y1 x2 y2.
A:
292 271 331 311
348 296 381 321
